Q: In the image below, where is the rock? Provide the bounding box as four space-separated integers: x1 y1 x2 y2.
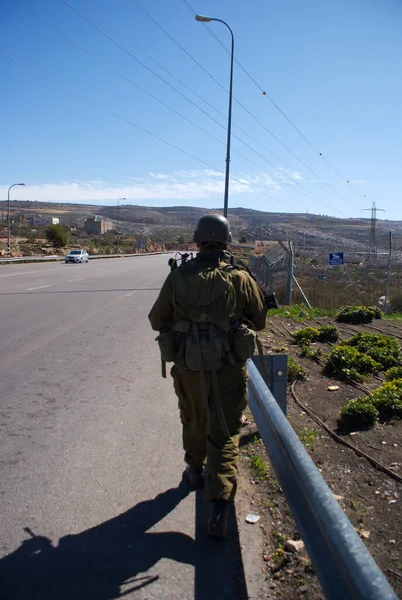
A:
285 539 305 553
245 514 261 524
356 528 370 539
333 494 344 502
297 585 309 594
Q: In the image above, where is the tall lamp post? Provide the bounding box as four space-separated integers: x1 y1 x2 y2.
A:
116 197 126 252
8 183 25 257
195 14 234 219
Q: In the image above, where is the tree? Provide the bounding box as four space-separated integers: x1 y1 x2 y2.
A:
45 224 68 248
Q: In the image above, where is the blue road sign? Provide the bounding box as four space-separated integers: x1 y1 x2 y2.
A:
329 252 344 266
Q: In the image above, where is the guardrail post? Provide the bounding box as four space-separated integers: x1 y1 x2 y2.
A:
251 354 287 415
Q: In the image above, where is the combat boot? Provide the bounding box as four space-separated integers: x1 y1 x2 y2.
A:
207 499 231 539
184 465 204 489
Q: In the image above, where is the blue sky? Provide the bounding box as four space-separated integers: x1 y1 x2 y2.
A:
1 0 401 219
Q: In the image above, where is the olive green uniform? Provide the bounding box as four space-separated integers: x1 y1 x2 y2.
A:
148 256 266 502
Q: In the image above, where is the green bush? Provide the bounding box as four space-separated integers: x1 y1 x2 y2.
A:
45 224 68 248
335 305 383 324
385 366 402 381
339 399 379 431
292 326 320 345
318 325 339 343
301 345 323 362
344 332 400 370
325 345 381 381
287 357 309 382
370 381 402 420
292 325 339 346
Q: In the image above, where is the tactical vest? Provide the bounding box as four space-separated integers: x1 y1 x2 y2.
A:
156 254 257 371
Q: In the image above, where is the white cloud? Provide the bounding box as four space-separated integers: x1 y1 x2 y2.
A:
1 169 280 204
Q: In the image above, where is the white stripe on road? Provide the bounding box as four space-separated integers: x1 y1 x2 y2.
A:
0 270 41 278
66 278 83 283
26 284 52 291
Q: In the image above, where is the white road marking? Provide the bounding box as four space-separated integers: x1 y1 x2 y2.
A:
66 278 83 283
26 284 52 291
0 270 40 278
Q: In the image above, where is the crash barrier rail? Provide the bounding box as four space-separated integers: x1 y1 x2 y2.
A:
0 252 168 264
247 357 397 600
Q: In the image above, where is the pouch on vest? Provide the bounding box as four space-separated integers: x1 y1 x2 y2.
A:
156 329 178 363
184 323 226 372
231 324 257 362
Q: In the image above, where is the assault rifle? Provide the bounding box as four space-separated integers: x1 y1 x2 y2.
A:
168 252 194 271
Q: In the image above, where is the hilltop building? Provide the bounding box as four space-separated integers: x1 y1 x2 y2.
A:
84 216 113 235
32 216 60 226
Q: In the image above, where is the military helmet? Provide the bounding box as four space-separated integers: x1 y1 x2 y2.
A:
193 214 232 244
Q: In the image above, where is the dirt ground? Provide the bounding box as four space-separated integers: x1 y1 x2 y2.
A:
237 315 402 599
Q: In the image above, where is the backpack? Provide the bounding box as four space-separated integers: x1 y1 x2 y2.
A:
172 262 237 372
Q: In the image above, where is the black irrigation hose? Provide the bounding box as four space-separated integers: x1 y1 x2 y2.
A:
291 380 402 484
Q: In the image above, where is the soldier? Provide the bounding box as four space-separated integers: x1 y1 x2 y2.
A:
148 214 266 538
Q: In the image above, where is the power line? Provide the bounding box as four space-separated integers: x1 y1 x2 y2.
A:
179 0 366 208
0 49 222 173
61 0 342 211
76 0 228 122
61 0 228 133
0 49 296 211
130 0 228 95
18 0 323 208
77 0 309 178
17 2 228 149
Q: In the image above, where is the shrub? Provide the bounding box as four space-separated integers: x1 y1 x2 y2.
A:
301 345 323 362
292 325 339 346
45 224 68 248
370 381 402 421
345 332 400 370
287 357 309 382
339 398 379 431
318 325 339 343
292 326 320 345
335 305 382 324
386 366 402 381
325 345 381 381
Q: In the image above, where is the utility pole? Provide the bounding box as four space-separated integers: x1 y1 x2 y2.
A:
362 201 385 266
384 231 393 314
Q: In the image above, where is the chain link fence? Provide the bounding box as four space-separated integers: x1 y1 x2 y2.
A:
249 243 288 296
249 233 402 310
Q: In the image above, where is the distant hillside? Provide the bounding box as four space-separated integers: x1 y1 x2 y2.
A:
1 200 400 253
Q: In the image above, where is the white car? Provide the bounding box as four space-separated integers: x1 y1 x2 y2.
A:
65 249 89 264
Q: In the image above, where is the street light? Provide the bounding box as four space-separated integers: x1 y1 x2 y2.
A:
196 14 234 219
7 183 25 257
117 197 126 251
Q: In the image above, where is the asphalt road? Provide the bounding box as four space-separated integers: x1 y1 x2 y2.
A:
0 256 246 600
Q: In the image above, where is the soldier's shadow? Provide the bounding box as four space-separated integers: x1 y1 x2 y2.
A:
0 478 247 600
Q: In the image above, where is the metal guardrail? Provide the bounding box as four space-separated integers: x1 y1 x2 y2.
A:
0 252 168 264
247 359 397 600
